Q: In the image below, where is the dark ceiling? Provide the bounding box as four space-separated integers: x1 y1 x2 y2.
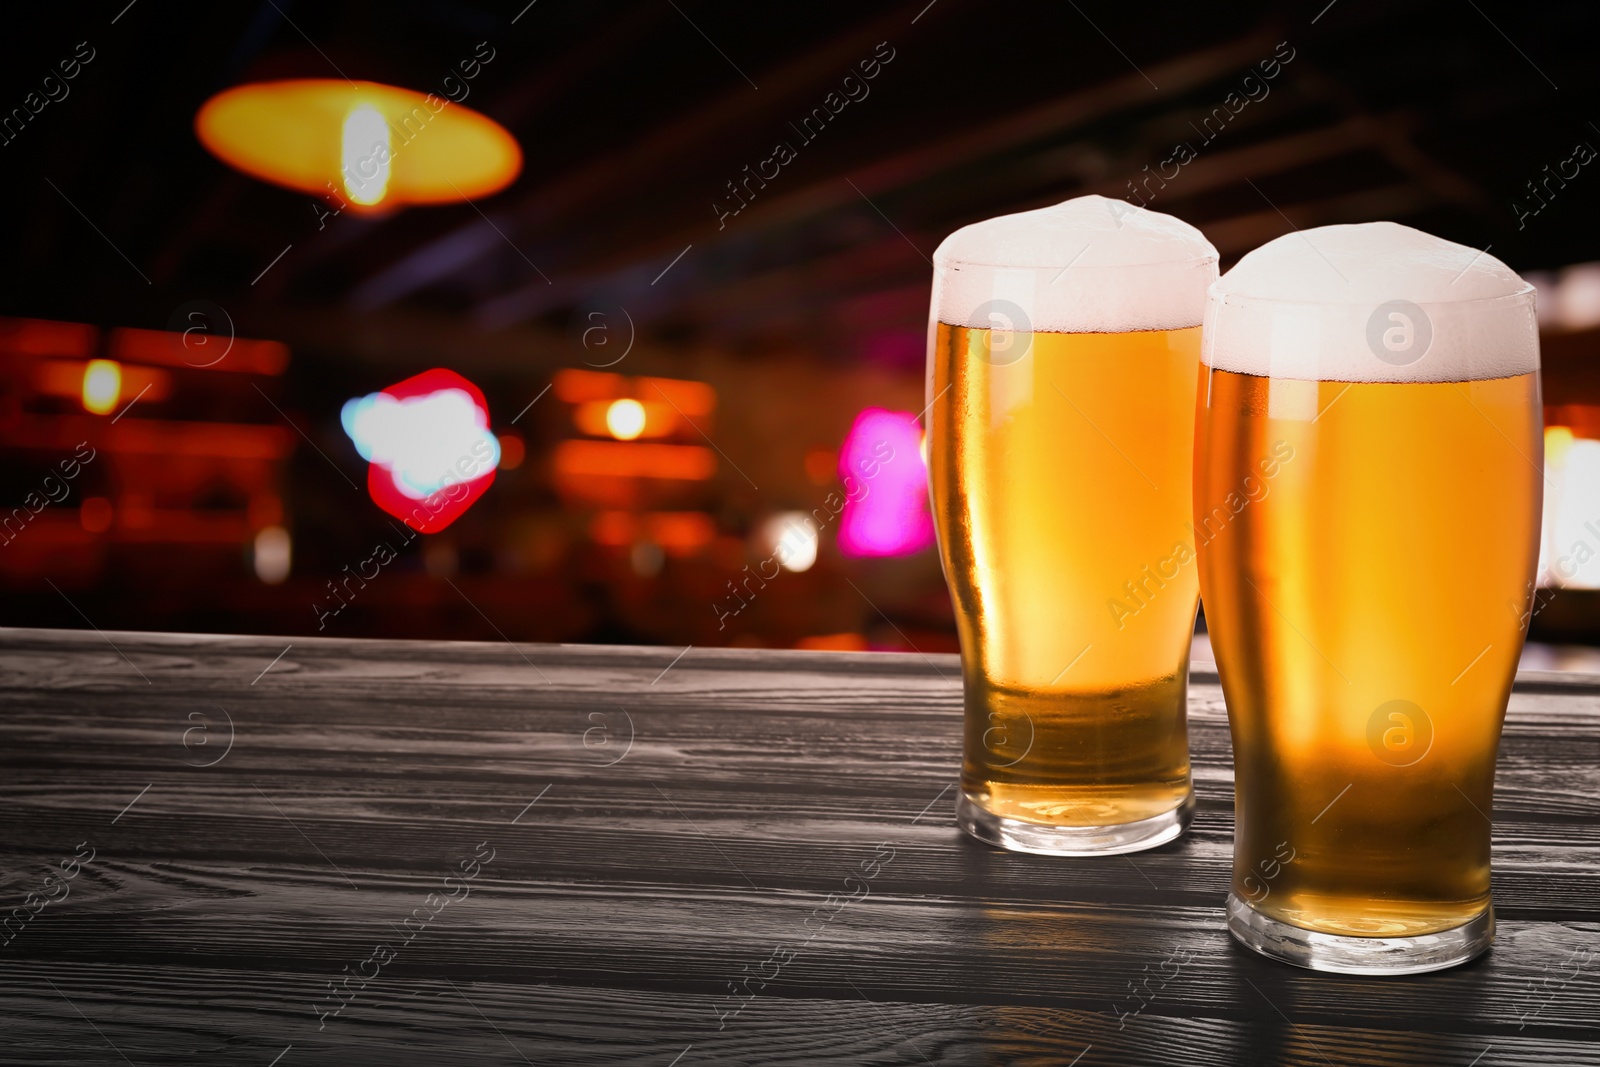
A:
3 0 1597 377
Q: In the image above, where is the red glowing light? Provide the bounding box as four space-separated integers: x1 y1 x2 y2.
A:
343 368 497 534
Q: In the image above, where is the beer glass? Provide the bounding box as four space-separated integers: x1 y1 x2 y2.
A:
1195 221 1541 972
927 195 1218 854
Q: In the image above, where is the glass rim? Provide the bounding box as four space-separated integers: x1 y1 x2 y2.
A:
936 319 1204 334
1207 283 1537 310
935 252 1220 271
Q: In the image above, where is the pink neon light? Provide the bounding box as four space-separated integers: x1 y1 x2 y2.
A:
836 407 934 557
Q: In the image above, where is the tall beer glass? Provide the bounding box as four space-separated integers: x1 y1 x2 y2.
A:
927 195 1218 854
1195 221 1541 972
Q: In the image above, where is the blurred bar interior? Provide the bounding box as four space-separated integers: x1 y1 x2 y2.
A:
2 2 1597 664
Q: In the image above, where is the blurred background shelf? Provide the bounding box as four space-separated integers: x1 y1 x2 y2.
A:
2 0 1598 656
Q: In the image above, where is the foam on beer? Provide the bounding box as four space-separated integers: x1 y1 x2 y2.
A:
1202 221 1539 383
932 195 1218 334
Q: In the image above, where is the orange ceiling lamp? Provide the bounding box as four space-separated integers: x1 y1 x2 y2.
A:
569 398 677 441
195 79 521 209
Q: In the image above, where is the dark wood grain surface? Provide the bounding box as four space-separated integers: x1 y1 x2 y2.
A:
1 626 1597 1066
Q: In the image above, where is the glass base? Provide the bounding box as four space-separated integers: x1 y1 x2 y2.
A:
1226 893 1494 975
956 789 1194 856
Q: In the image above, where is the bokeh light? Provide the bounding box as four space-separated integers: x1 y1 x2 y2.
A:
253 525 292 584
836 408 935 557
342 105 391 206
341 368 498 533
759 512 819 572
605 398 648 441
195 79 522 208
82 359 121 415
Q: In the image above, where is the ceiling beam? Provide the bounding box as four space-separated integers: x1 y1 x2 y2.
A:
1199 183 1438 257
657 118 1404 334
349 5 918 310
1290 60 1495 217
466 28 1286 328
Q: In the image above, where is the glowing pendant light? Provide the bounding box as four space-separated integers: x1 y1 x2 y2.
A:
341 105 390 206
196 80 521 210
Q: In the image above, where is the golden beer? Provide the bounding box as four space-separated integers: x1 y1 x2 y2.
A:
933 325 1200 827
927 195 1218 854
1197 221 1542 971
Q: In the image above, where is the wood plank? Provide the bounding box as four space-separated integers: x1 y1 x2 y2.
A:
11 964 1598 1067
2 626 1599 1065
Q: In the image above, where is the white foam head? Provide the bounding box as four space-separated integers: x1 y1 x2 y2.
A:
931 195 1218 334
1202 221 1539 383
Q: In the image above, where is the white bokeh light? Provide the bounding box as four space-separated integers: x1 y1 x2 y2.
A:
341 388 500 500
253 525 292 584
758 512 819 573
342 105 390 206
1544 432 1600 589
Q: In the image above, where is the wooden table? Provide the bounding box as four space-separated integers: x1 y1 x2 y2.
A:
2 627 1597 1066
